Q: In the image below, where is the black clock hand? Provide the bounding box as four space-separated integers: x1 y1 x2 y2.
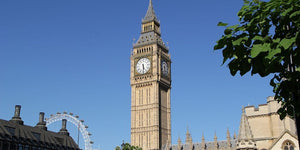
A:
142 64 145 72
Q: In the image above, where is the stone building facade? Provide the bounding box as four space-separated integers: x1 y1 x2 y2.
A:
167 97 298 150
130 0 171 150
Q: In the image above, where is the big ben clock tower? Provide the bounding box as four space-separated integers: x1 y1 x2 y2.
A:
130 0 171 150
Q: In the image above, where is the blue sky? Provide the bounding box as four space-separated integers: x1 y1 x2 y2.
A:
0 0 274 150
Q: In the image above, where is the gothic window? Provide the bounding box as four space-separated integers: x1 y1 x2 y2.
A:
2 141 9 150
24 145 30 150
282 141 295 150
18 144 23 150
144 25 153 32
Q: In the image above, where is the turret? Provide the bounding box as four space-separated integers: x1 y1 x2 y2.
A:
177 137 182 150
201 133 205 149
141 0 160 34
133 0 167 50
185 127 193 150
236 107 257 150
226 129 231 150
214 132 218 150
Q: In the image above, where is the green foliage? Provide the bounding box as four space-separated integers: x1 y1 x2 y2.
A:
214 0 300 119
115 143 142 150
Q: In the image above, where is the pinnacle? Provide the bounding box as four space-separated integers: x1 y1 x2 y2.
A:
142 0 159 23
238 107 254 140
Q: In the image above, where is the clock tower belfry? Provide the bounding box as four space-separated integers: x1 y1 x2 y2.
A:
130 0 171 150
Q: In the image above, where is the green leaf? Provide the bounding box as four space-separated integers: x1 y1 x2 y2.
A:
217 22 228 26
290 10 300 18
253 36 263 41
214 37 227 50
251 43 270 58
279 37 296 49
227 24 239 30
282 7 293 16
228 60 238 76
277 107 287 120
273 38 280 43
296 31 300 47
224 29 232 35
232 38 243 46
270 76 277 87
222 47 232 64
239 58 251 76
266 48 281 59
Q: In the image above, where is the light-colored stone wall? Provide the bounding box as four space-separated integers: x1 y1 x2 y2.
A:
131 40 171 150
245 96 297 150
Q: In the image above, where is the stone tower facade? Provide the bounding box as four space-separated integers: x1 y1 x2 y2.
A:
130 0 171 150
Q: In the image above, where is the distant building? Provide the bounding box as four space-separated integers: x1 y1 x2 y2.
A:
167 97 299 150
0 105 80 150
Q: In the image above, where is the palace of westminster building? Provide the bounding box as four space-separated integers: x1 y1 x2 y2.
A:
0 1 298 150
130 0 299 150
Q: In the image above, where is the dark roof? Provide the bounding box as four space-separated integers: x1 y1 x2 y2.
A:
133 31 167 49
0 119 80 149
142 0 159 24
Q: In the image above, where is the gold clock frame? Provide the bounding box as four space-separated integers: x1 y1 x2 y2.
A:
134 56 153 76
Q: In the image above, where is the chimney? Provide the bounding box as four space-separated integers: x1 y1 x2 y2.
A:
35 112 47 130
10 105 24 125
59 119 69 136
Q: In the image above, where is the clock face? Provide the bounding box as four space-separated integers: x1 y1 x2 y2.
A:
161 61 168 76
136 58 151 74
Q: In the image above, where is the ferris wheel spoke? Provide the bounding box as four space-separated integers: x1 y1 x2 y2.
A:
45 112 93 150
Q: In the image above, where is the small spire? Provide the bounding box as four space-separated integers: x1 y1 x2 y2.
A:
201 133 205 149
214 132 217 140
236 107 257 150
226 128 230 139
214 132 218 149
226 128 231 149
238 107 253 140
186 126 190 135
178 136 181 142
233 131 237 139
142 0 159 23
177 136 182 150
186 126 192 144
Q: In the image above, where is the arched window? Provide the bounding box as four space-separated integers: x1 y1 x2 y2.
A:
282 140 295 150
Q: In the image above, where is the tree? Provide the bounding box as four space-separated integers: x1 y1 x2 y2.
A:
214 0 300 145
115 142 142 150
